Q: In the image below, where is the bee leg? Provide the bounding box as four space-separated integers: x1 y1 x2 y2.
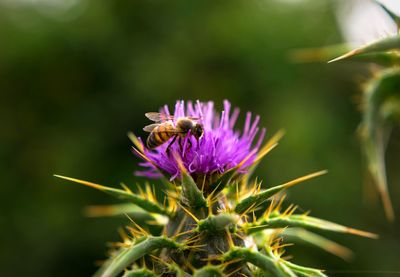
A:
187 138 192 149
166 135 177 156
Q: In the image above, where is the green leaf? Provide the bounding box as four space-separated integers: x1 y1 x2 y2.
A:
234 170 327 214
244 214 378 239
281 228 353 261
100 236 180 277
54 175 170 216
84 203 149 217
360 68 400 221
329 35 400 63
291 44 400 66
225 246 327 276
282 260 327 277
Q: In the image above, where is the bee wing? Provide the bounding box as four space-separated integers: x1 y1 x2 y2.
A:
187 116 201 121
143 123 160 132
145 112 174 122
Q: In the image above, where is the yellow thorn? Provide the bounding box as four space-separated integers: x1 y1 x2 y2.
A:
234 232 246 242
245 223 270 230
149 254 168 266
222 258 243 267
131 146 153 164
255 129 286 163
237 149 258 169
145 183 156 202
54 175 107 190
126 226 141 238
117 227 130 243
163 196 168 209
201 174 206 192
282 204 294 216
275 195 287 212
328 48 361 63
125 214 149 236
136 183 145 198
288 205 298 216
272 243 294 251
127 131 145 153
120 183 132 194
239 202 257 219
83 205 117 217
263 198 275 219
278 170 328 190
226 230 235 249
343 227 379 239
177 202 199 223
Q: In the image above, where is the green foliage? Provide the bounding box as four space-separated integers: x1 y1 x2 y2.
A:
360 68 400 221
301 2 400 222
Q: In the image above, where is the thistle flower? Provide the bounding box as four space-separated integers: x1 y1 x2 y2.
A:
134 100 265 183
56 100 377 277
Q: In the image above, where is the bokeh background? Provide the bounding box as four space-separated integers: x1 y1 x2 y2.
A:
1 0 400 276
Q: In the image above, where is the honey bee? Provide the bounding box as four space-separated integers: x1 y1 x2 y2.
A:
143 112 204 152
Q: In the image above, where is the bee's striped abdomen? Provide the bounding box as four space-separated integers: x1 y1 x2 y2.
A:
147 123 175 149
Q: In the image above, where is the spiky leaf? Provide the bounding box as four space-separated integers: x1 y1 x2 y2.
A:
329 35 400 63
100 236 181 277
54 175 170 216
244 214 378 239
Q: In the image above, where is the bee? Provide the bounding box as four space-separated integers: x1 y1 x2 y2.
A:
143 112 204 153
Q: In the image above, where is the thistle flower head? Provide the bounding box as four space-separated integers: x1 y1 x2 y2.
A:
134 100 265 181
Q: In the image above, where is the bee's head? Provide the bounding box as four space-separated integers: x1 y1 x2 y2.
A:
192 123 204 140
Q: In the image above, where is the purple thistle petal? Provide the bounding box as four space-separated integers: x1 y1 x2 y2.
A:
135 100 265 180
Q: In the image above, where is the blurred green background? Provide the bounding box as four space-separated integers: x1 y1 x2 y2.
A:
1 0 399 276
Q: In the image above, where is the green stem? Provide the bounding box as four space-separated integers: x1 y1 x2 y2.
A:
223 248 287 277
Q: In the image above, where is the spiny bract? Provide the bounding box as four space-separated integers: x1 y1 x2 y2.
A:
56 100 377 277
